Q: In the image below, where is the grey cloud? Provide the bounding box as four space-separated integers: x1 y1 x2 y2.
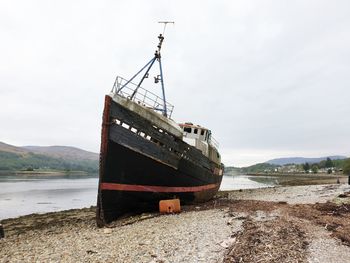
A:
1 0 349 166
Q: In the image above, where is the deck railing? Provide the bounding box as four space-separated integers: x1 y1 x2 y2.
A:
209 136 220 149
111 76 174 118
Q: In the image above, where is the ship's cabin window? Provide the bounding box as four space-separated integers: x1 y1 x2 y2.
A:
200 130 205 136
194 128 198 134
184 127 191 133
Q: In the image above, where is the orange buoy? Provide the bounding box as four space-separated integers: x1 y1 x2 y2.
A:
159 199 181 214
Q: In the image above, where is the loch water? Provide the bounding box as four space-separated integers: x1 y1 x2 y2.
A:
0 174 275 220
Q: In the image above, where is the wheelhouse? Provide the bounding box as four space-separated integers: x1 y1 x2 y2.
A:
179 123 210 142
179 122 220 164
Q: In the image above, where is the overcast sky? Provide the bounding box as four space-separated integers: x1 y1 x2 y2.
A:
1 0 350 167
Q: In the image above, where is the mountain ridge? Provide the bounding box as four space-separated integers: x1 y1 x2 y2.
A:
22 145 98 161
0 141 99 172
0 141 28 154
0 142 98 161
266 156 347 165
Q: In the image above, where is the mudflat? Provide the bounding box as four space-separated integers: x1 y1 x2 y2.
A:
1 184 350 263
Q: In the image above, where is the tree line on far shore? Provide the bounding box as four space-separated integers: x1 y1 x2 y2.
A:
0 151 98 173
226 158 350 175
302 157 346 174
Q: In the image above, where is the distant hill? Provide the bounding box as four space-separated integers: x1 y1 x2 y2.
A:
0 141 99 173
266 156 347 165
23 146 98 161
0 141 28 154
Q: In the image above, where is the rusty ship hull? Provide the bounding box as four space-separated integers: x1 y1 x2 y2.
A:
96 95 223 226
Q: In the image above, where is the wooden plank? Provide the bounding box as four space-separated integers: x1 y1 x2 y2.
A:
109 124 180 169
110 101 184 152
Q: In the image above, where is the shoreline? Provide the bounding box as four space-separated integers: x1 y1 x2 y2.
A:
0 179 348 222
244 173 349 187
0 171 93 176
245 172 347 177
1 184 350 262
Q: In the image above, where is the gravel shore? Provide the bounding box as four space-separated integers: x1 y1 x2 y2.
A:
1 184 350 263
228 183 349 204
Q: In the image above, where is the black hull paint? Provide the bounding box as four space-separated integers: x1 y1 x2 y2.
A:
97 95 223 225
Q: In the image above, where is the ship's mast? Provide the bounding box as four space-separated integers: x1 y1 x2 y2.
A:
117 22 174 117
157 21 174 117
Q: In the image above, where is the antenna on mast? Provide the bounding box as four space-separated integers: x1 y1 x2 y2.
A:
117 22 174 117
158 21 175 36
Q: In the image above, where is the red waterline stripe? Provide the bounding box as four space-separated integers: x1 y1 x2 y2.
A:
100 182 219 193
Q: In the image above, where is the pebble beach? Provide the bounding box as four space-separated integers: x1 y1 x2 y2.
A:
1 184 350 263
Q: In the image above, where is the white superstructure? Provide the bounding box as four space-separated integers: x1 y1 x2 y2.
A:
179 123 221 165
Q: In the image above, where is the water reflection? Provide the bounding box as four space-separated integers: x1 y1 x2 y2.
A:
0 174 98 220
0 173 272 219
220 175 276 191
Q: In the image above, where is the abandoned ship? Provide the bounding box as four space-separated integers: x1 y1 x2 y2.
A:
96 31 224 226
